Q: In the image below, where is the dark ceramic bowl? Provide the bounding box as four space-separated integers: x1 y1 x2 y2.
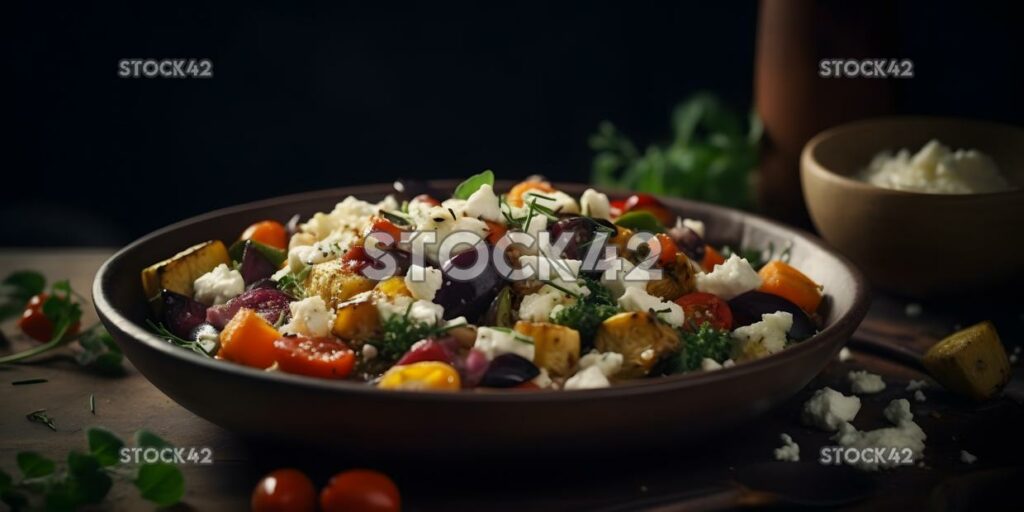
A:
93 181 869 458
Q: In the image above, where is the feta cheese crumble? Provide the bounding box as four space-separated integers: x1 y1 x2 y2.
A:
580 188 611 220
801 387 861 431
773 433 800 462
830 399 927 471
914 390 927 402
192 263 245 306
732 311 793 358
696 254 762 300
906 379 927 391
473 327 535 361
848 370 887 394
858 139 1012 194
280 296 336 338
837 347 852 362
617 287 684 327
404 265 443 301
701 358 723 371
463 184 502 222
564 351 623 390
960 450 977 464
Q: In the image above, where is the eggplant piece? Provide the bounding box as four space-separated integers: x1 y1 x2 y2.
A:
433 249 502 320
159 290 208 339
478 353 540 388
481 287 514 328
239 241 277 285
728 291 816 341
549 216 613 260
206 287 292 329
667 224 706 262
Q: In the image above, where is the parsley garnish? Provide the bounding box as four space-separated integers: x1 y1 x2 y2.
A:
666 322 734 373
369 305 461 362
551 277 620 345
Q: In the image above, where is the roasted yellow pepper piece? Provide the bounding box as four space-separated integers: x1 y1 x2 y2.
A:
378 361 461 391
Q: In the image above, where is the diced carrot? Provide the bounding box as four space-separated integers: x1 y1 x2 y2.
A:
758 260 823 314
218 308 282 369
241 220 288 250
507 180 555 207
484 220 508 245
701 245 726 273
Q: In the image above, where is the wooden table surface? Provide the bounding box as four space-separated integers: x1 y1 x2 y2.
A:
2 249 1022 511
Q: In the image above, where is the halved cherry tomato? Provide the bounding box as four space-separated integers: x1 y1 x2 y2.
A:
18 293 80 342
367 217 403 247
675 292 733 331
320 469 400 512
413 193 440 206
701 244 726 273
623 193 674 226
609 199 627 218
241 220 289 250
251 468 316 512
653 233 679 265
484 220 508 245
341 244 372 273
272 336 356 379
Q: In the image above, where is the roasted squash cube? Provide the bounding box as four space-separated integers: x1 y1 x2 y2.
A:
923 321 1010 401
514 321 581 377
141 240 230 300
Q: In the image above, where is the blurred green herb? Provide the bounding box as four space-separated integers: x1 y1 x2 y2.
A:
667 322 734 373
0 271 46 322
0 428 185 511
276 266 311 299
591 92 761 209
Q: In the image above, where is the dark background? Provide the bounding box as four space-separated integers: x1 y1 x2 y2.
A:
5 1 1022 246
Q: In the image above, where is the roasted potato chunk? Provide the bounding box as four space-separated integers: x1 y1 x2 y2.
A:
141 240 230 300
645 253 698 301
375 276 412 299
304 259 375 310
332 294 380 342
923 321 1010 401
514 321 581 377
596 311 680 378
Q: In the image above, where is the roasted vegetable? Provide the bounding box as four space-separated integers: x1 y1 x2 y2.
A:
758 260 823 315
375 276 411 299
218 308 282 369
205 288 291 329
514 321 581 377
645 253 698 301
141 240 230 300
272 336 355 379
433 249 502 320
332 294 380 341
304 259 375 310
378 361 461 391
595 311 680 378
479 354 540 388
158 290 208 339
923 321 1010 401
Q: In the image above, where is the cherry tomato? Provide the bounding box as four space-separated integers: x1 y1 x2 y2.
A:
609 199 627 218
623 193 674 226
653 233 679 265
367 217 403 248
675 292 734 331
18 293 80 342
320 469 400 512
413 193 440 206
341 245 372 273
251 468 316 512
273 337 356 379
242 220 289 250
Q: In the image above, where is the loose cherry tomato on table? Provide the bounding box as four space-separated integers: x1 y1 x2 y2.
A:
18 293 80 342
272 337 356 379
622 193 674 226
241 220 289 250
675 292 734 331
251 468 317 512
320 469 401 512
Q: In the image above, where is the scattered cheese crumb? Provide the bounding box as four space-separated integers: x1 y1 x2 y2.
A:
773 433 800 462
701 358 723 371
362 344 378 360
830 399 927 471
960 450 977 464
914 390 927 402
848 370 887 394
837 347 852 362
801 387 862 431
905 303 923 317
906 379 928 391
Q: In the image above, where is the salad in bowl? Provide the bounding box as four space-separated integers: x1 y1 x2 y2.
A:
141 172 825 392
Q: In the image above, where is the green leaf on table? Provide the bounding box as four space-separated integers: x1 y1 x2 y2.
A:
86 427 124 467
613 211 665 233
75 328 124 376
1 489 28 510
54 451 113 507
453 169 495 199
135 463 184 507
0 469 11 491
16 452 55 479
134 429 173 450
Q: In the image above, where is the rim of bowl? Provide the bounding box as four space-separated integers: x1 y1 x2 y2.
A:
802 115 1024 200
93 181 871 404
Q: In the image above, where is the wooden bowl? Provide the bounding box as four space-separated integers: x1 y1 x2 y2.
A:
801 117 1024 298
93 181 869 458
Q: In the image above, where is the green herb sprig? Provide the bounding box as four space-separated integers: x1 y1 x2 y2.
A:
0 428 185 510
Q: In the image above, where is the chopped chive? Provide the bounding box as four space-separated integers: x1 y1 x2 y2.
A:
27 409 56 431
12 378 48 386
89 393 96 415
